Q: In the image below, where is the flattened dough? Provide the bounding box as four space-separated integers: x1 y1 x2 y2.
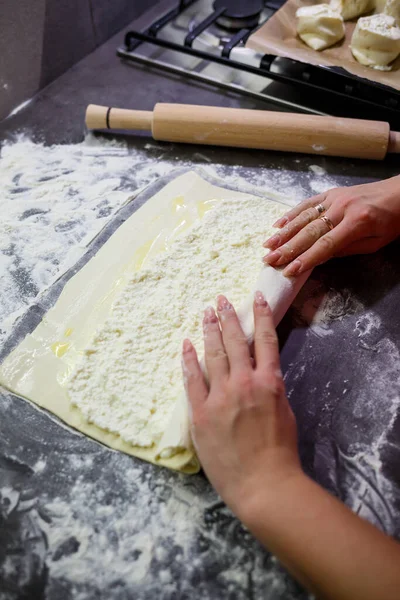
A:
0 172 309 473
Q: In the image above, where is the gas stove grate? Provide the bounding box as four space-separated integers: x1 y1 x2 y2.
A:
118 0 400 128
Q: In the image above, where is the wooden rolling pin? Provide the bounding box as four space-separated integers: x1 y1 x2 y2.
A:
86 103 400 160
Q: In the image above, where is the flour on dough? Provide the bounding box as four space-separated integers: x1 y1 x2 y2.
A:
350 13 400 69
66 196 285 448
383 0 400 24
330 0 374 20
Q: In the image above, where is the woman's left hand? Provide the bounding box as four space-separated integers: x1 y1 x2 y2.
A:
263 175 400 277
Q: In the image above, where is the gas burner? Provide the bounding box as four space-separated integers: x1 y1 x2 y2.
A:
213 0 264 30
119 0 400 127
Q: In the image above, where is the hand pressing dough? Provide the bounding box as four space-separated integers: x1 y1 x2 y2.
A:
158 265 311 456
330 0 374 20
296 4 345 51
351 14 400 69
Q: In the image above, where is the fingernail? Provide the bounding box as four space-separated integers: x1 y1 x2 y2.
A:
263 234 281 250
204 306 217 325
254 291 268 306
273 216 288 228
283 259 302 277
263 250 282 265
217 295 232 312
183 339 192 353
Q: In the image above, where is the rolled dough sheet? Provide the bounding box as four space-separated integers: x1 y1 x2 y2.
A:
0 171 309 473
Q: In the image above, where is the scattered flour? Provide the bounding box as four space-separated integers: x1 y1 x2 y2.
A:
0 134 342 350
309 177 336 195
287 278 400 536
309 164 326 176
33 458 47 473
0 133 396 597
35 465 299 600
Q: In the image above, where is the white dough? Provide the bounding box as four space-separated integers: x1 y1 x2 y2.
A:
296 4 345 51
157 265 310 456
330 0 374 20
67 195 287 448
374 0 387 13
351 13 400 69
0 171 310 472
384 0 400 24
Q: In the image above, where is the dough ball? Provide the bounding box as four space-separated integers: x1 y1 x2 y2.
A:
375 0 400 23
384 0 400 24
296 4 345 51
330 0 374 20
350 14 400 69
374 0 387 13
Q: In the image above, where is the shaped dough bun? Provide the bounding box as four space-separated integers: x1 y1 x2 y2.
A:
350 13 400 69
330 0 375 20
384 0 400 24
374 0 387 13
296 4 345 50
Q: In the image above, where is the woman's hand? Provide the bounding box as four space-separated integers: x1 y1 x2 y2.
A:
263 175 400 277
181 292 301 519
182 294 400 600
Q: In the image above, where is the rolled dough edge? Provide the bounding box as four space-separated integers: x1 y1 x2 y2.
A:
157 265 311 457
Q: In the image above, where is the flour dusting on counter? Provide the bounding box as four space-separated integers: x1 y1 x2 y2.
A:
286 272 400 537
0 408 306 600
38 460 302 599
0 133 398 599
0 135 343 347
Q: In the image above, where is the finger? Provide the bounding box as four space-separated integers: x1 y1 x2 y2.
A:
253 292 280 372
182 339 208 414
272 193 327 228
282 219 360 276
334 237 383 257
203 306 229 385
264 208 341 268
217 295 251 371
264 199 334 250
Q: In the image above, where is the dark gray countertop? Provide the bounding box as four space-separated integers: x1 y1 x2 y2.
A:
0 11 399 600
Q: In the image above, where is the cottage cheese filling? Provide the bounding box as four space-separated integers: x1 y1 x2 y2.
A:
66 196 285 447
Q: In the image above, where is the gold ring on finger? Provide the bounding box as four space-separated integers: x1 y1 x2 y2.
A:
320 215 334 231
315 203 326 215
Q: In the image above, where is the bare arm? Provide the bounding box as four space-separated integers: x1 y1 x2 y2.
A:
242 472 400 600
263 174 400 277
182 294 400 600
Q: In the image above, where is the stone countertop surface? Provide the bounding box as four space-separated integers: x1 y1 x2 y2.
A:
0 7 399 600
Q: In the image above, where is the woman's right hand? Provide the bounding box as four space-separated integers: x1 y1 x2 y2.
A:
182 295 400 600
181 293 302 520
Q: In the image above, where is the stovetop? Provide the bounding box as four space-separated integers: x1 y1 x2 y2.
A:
118 0 400 127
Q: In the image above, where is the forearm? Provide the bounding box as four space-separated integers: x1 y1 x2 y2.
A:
240 473 400 600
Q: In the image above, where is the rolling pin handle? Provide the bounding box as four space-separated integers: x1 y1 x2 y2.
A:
388 131 400 154
85 104 153 132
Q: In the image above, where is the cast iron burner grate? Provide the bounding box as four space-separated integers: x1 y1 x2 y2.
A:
118 0 400 128
213 0 264 30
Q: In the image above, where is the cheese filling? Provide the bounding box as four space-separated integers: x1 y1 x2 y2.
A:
66 196 285 447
